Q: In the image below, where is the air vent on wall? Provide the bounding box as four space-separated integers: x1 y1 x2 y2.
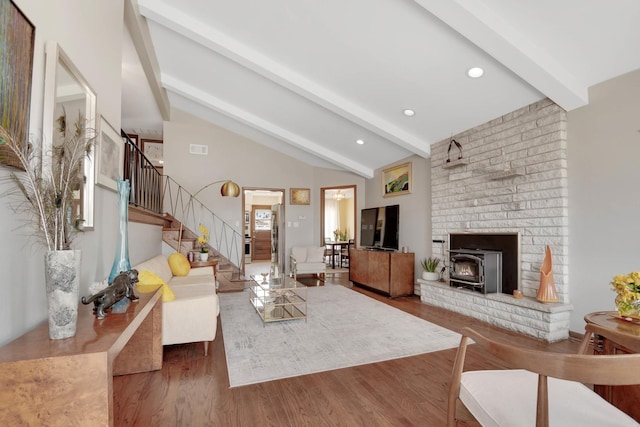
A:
189 144 208 155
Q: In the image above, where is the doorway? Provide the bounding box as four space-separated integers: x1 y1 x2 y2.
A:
251 205 273 261
242 188 285 273
321 185 357 245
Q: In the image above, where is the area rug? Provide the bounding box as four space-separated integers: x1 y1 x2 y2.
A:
219 284 461 387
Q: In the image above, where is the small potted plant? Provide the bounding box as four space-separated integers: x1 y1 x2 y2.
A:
611 271 640 319
197 224 210 261
421 256 441 281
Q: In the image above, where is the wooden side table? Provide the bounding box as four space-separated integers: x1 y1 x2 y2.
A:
584 311 640 422
0 288 163 426
189 259 218 277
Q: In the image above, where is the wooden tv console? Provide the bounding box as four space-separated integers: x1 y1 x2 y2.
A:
0 288 163 426
349 248 414 297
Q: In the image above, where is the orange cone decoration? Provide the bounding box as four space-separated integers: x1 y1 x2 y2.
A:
536 245 559 303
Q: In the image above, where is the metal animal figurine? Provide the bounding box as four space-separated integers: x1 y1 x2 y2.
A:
82 270 140 319
446 137 463 163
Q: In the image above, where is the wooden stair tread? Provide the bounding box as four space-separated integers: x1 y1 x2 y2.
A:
161 214 242 280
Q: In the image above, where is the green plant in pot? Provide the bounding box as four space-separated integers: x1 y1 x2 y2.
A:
0 112 95 339
197 224 210 261
421 256 441 281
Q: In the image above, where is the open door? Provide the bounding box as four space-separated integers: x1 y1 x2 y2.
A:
251 205 272 261
321 185 357 245
242 188 285 274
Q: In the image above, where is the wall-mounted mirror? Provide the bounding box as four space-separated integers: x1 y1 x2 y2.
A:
42 41 97 230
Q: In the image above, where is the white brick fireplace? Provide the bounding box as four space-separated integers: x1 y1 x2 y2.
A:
421 98 573 342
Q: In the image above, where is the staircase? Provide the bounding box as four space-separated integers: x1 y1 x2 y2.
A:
161 214 248 292
121 138 249 291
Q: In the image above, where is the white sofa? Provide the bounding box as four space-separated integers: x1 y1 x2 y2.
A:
133 255 219 356
289 246 326 282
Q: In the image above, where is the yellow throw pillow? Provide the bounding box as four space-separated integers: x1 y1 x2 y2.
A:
168 252 191 277
136 270 176 302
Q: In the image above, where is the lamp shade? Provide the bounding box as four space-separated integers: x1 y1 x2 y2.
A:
220 180 240 197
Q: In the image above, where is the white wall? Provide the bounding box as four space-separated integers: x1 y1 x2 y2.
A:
0 0 160 345
365 155 431 289
567 69 640 332
163 109 365 271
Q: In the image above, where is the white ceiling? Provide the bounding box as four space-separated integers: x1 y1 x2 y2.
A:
122 0 640 178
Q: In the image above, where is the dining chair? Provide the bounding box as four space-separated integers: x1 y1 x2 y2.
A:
447 326 640 426
340 239 354 268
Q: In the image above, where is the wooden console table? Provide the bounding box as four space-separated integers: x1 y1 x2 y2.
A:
584 311 640 423
349 248 414 297
0 288 163 426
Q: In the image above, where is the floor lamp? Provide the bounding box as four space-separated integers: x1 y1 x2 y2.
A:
178 180 240 254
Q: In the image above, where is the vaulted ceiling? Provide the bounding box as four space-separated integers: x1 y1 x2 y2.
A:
122 0 640 178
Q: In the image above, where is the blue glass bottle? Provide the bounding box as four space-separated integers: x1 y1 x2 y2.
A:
109 179 132 282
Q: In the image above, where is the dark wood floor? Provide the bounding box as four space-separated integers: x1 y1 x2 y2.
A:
113 273 580 426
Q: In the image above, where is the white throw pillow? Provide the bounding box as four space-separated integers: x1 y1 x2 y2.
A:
306 247 325 263
291 247 308 262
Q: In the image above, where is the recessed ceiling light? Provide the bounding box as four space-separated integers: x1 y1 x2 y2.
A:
467 67 484 78
402 109 415 117
356 139 364 145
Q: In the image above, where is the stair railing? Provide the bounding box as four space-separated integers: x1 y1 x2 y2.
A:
122 134 243 270
161 176 243 269
122 134 163 213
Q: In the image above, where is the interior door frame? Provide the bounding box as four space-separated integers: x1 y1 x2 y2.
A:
241 187 285 272
320 185 357 246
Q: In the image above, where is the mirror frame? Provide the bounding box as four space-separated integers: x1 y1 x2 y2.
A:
42 41 97 230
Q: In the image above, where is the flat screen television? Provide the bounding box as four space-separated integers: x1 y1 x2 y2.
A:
359 204 399 251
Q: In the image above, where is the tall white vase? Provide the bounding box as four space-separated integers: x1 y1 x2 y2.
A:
44 249 81 339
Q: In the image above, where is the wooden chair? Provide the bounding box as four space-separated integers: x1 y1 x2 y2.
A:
340 239 354 268
447 326 640 426
324 238 334 266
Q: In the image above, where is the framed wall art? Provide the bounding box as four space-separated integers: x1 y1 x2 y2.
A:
96 117 124 192
290 188 310 205
142 138 163 168
0 0 35 169
382 162 412 197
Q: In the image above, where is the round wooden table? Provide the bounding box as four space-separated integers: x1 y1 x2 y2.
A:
584 311 640 423
584 311 640 339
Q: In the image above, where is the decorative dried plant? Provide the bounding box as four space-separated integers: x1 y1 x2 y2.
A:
0 112 95 251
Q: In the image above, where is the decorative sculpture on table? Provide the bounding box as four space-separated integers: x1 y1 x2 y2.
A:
536 245 559 303
82 270 139 319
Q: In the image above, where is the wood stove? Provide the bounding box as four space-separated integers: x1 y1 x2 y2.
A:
449 249 502 294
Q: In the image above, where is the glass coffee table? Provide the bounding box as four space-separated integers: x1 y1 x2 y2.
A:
248 273 307 324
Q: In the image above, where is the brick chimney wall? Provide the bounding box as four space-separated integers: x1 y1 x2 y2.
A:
430 98 568 301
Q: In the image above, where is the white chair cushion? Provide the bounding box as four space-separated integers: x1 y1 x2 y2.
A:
291 247 308 262
460 369 639 427
295 262 326 274
306 247 325 263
